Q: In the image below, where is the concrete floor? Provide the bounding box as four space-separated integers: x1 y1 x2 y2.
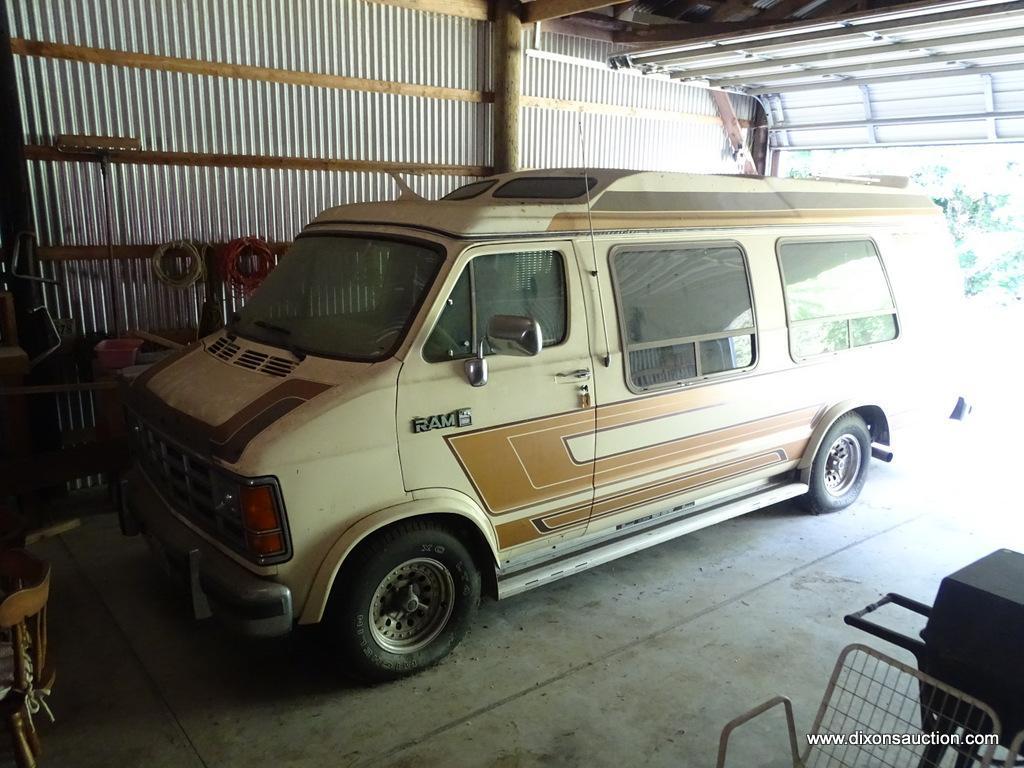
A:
29 317 1024 768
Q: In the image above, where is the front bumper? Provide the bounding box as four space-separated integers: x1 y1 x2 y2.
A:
121 467 293 638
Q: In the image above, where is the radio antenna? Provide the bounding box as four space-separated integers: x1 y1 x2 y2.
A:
578 118 612 368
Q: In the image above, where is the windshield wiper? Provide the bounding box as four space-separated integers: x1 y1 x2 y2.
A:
252 320 307 362
254 319 292 336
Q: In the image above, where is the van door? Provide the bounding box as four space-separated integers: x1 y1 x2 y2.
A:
396 241 597 558
586 239 817 538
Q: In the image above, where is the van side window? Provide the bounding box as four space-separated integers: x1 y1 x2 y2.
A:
778 239 898 359
611 244 756 392
424 250 567 362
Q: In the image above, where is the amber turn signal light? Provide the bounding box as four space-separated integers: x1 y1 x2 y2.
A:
239 485 281 533
246 531 286 557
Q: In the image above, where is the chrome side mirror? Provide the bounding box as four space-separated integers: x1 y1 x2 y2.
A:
464 341 488 387
487 315 542 357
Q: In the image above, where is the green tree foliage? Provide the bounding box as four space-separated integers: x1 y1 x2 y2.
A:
783 147 1024 303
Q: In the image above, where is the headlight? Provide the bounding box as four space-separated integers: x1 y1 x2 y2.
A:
211 473 289 564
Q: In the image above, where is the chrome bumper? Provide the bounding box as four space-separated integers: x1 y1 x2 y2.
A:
121 467 293 638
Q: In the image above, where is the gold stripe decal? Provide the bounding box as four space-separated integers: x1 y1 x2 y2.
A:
447 391 823 517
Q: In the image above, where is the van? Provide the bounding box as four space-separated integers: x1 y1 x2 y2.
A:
120 169 965 681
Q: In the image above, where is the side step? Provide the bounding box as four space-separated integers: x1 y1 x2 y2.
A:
496 482 808 599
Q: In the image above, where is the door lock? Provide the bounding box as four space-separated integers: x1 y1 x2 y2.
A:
578 384 592 409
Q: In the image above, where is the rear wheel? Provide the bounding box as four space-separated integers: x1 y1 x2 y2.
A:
324 520 480 682
802 413 872 515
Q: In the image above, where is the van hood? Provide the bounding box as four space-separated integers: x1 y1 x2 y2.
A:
124 334 374 466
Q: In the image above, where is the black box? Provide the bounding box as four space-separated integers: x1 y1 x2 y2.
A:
922 549 1024 738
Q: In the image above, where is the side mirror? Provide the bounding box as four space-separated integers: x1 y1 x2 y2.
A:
487 315 542 357
464 341 488 387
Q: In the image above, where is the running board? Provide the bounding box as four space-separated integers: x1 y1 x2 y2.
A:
496 482 808 599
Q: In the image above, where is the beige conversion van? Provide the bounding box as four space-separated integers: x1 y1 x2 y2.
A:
120 169 965 680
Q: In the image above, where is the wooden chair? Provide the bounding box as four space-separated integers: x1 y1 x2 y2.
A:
0 550 54 768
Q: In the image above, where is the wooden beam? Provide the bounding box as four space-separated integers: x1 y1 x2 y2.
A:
710 0 756 22
522 95 749 126
748 99 769 175
0 439 131 495
711 90 756 174
10 38 491 104
521 0 614 23
802 0 861 18
360 0 489 20
29 243 290 262
755 0 814 21
0 381 118 396
619 0 1020 51
25 144 492 178
493 0 523 174
613 18 786 43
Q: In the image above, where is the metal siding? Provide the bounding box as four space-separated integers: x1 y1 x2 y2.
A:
523 30 744 172
6 1 744 485
8 7 751 319
8 2 744 336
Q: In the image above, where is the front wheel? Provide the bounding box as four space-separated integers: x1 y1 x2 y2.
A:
324 521 481 683
801 413 872 515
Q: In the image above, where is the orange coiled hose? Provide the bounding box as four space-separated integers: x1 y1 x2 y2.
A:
219 237 275 297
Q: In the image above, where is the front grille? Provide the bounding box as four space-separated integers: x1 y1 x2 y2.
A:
205 335 297 378
130 416 246 552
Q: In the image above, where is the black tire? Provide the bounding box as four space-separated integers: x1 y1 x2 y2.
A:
801 413 872 515
324 520 481 683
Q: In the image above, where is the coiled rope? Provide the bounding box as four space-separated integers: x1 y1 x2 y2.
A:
151 240 206 289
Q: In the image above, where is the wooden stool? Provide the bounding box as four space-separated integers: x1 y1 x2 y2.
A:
0 550 53 768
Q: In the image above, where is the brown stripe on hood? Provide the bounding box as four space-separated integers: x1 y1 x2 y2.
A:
209 379 332 463
125 362 331 464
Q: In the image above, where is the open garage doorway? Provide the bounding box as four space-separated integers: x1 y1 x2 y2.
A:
777 144 1024 439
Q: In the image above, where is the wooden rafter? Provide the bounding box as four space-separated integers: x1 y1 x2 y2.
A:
615 0 993 46
709 0 758 22
520 0 615 23
801 0 861 18
362 0 489 20
613 17 788 43
755 0 814 22
710 90 756 174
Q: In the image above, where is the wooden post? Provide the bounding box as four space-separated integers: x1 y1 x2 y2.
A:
492 0 522 174
749 99 769 176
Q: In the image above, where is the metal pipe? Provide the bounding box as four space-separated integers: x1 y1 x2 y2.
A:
99 155 121 337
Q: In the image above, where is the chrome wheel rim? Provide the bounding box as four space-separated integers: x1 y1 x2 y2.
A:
369 558 454 654
824 434 862 497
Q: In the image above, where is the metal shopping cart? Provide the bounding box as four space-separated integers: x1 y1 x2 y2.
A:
716 643 1002 768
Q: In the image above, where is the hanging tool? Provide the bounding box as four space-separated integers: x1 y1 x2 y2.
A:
54 134 141 337
7 231 60 368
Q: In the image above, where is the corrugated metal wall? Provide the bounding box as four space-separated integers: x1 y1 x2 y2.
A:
524 31 740 172
4 0 749 487
7 0 745 339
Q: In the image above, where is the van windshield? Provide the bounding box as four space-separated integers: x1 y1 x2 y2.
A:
232 235 444 361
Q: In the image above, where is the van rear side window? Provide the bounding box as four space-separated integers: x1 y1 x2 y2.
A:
424 250 567 362
611 243 756 392
778 239 898 359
